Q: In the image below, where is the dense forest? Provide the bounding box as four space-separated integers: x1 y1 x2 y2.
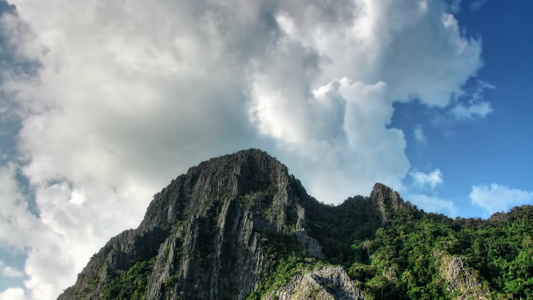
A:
256 195 533 299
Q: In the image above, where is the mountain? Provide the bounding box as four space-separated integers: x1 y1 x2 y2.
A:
58 149 533 300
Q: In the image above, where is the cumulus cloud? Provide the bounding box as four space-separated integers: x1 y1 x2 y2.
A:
407 194 458 217
0 288 26 300
0 261 25 278
410 169 443 189
470 184 533 218
0 0 483 298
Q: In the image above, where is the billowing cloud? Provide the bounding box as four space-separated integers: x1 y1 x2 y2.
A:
410 169 443 189
0 0 483 298
470 184 533 218
0 288 26 300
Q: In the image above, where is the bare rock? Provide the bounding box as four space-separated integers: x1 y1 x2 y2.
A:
434 250 490 300
267 266 364 300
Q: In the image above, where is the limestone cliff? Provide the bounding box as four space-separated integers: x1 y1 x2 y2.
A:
57 149 512 300
58 149 328 300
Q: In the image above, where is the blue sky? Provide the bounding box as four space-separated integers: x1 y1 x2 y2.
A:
0 0 532 299
392 0 533 218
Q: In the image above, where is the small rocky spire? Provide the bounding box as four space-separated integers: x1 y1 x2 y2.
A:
370 183 404 223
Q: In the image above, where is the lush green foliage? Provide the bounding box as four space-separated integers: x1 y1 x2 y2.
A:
306 196 383 265
98 192 532 300
246 230 315 299
247 254 322 300
101 257 156 300
349 205 533 299
456 206 533 298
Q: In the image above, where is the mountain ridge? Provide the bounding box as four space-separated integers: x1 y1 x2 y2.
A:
58 149 533 299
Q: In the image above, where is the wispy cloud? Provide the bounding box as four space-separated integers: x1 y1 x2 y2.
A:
470 183 533 218
407 194 458 217
0 261 25 279
470 0 487 12
410 169 443 189
451 101 493 120
451 81 495 120
413 124 427 145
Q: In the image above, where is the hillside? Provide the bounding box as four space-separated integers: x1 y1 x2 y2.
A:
58 149 533 299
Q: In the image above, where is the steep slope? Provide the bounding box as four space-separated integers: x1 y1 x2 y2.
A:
59 149 533 300
58 149 332 300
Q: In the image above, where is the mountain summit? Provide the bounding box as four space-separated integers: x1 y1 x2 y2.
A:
58 149 361 299
58 149 533 300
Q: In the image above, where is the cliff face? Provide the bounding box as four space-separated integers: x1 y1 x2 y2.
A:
369 183 412 224
58 149 330 300
58 149 516 300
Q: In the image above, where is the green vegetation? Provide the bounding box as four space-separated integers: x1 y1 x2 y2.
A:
96 186 532 300
237 186 278 214
247 255 322 299
247 228 327 299
306 196 383 265
101 257 156 300
346 204 533 299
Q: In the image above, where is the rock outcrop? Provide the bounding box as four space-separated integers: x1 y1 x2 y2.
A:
434 250 490 300
267 266 364 300
58 149 326 300
369 183 411 224
56 149 524 300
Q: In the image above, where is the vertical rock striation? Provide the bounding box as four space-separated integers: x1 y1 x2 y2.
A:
58 149 324 300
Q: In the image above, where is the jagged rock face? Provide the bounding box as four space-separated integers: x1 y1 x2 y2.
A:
434 250 490 300
58 150 518 300
370 183 410 223
58 149 324 300
266 266 364 300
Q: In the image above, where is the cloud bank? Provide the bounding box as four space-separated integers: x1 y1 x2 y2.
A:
0 0 483 298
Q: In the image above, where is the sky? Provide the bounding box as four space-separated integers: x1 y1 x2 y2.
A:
0 0 531 299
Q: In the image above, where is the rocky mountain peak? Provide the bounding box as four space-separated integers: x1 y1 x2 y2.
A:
58 149 325 300
370 183 407 223
56 150 529 300
138 148 295 231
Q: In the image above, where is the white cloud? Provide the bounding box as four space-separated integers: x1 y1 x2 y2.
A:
0 261 25 278
413 124 427 145
407 194 458 217
451 80 494 120
0 163 45 251
470 184 533 218
451 101 493 120
410 169 443 189
0 0 483 298
0 288 26 300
